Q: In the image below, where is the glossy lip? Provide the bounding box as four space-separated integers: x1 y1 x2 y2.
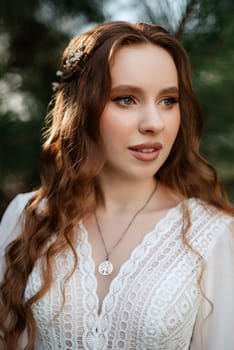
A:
128 142 162 161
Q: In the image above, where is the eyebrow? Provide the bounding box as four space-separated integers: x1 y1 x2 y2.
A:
110 85 179 95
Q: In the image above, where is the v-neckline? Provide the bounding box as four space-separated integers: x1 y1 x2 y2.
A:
79 198 195 322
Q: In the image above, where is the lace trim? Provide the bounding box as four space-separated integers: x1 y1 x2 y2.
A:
22 198 233 349
78 225 99 349
79 199 191 349
78 198 231 349
99 200 187 337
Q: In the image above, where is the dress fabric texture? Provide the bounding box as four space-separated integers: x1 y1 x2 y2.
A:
0 192 234 350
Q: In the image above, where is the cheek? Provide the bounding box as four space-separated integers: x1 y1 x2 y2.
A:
165 111 181 146
99 109 130 144
100 118 121 145
99 116 121 153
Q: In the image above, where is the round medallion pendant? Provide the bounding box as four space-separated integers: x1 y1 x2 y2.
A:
98 260 113 276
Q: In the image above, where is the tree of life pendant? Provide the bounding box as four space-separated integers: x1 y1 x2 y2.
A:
98 259 113 276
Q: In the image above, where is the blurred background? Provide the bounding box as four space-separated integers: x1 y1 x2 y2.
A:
0 0 234 216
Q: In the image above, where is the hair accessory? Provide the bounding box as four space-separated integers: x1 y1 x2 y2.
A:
94 182 158 276
64 45 85 70
51 44 86 92
51 82 60 92
56 70 63 77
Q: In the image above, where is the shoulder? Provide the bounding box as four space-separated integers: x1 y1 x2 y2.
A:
185 198 234 261
0 191 36 249
189 201 234 349
1 191 36 226
187 197 233 226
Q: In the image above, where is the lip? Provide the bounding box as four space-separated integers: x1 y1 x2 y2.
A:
128 142 162 161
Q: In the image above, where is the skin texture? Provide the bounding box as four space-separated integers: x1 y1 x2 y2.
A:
87 44 182 310
99 44 181 187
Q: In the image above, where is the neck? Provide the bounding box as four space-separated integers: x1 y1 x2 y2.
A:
97 175 157 215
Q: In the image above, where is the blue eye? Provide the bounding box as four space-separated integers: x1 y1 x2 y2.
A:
112 96 134 106
160 97 178 108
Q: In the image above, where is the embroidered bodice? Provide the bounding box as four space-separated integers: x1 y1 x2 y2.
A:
0 193 234 349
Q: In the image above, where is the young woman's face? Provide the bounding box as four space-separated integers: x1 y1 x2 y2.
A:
99 43 181 182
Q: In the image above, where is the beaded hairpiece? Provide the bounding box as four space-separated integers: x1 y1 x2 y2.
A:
52 44 86 91
64 45 85 70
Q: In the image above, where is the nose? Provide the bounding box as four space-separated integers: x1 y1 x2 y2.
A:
138 103 165 134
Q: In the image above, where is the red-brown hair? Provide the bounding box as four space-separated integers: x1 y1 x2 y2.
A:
0 21 233 350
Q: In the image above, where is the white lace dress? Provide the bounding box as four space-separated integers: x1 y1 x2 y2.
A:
0 193 234 350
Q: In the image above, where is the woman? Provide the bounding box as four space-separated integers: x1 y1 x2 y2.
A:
0 21 233 350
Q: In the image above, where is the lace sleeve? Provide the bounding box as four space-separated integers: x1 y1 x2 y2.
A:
0 192 34 281
190 218 234 349
0 193 35 349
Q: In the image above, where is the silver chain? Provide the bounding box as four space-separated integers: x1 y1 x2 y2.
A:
94 182 158 260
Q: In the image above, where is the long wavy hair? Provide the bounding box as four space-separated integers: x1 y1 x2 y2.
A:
0 21 233 350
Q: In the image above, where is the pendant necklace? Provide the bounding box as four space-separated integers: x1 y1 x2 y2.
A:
94 182 158 276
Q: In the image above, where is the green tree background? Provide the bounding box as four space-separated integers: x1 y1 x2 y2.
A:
0 0 233 216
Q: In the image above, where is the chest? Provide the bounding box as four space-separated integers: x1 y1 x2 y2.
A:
24 216 202 349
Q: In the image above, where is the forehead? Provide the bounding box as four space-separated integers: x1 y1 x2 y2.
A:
109 43 178 88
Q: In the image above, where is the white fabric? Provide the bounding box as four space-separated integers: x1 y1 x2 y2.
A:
0 192 234 350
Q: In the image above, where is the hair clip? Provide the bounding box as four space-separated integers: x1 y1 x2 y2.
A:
51 44 86 91
64 45 85 70
51 70 64 91
52 82 60 92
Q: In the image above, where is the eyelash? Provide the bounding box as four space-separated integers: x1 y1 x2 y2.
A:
160 97 179 108
112 96 179 108
112 96 135 106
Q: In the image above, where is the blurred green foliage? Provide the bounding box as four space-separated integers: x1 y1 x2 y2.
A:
181 0 234 201
0 0 105 214
0 0 233 216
